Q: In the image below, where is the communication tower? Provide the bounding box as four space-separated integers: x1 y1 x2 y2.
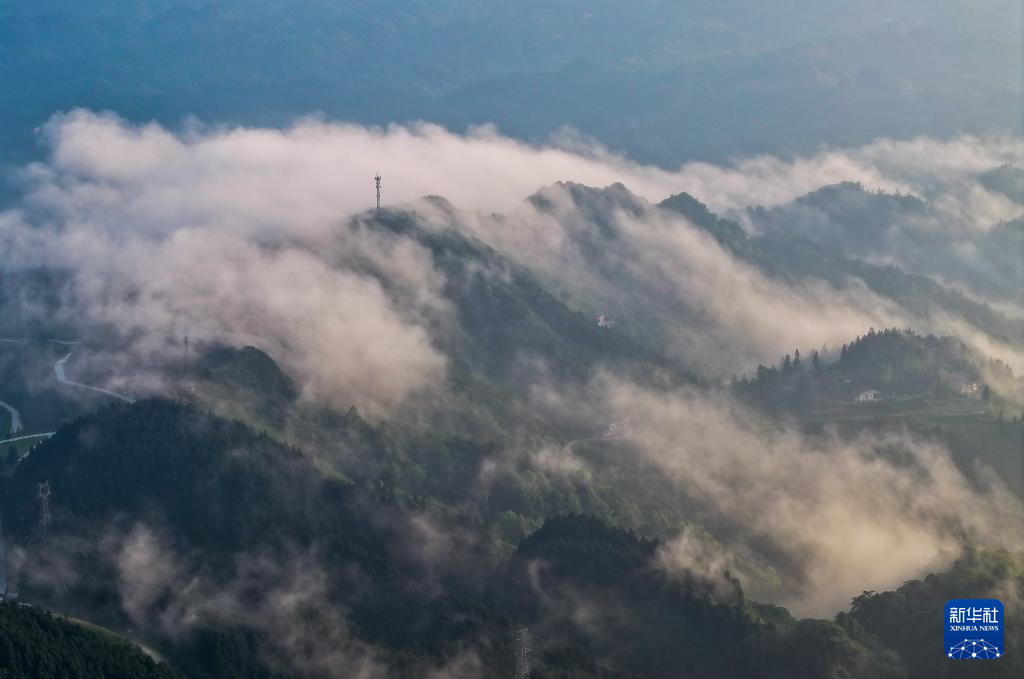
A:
37 481 51 534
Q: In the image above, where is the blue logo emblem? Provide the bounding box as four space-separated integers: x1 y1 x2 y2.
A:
945 599 1003 659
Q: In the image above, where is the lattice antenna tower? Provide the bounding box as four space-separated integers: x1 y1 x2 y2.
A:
37 481 52 534
513 627 531 679
183 327 190 377
375 174 382 211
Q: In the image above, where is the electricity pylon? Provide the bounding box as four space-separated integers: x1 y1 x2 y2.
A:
513 627 530 679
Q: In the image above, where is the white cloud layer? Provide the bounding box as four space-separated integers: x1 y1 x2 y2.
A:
0 110 1021 657
3 110 1022 405
597 378 1024 616
28 110 1024 218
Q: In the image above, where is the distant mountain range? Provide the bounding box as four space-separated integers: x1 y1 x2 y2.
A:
1 1 1019 169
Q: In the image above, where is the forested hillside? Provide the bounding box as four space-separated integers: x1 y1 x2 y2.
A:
0 603 181 678
1 112 1022 678
3 396 1019 677
1 1 1021 676
507 515 898 679
846 549 1024 678
735 327 998 408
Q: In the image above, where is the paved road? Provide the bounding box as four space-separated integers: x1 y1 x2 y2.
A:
0 341 130 451
54 353 136 404
0 338 82 345
2 432 55 445
0 433 55 464
1 337 86 434
0 400 22 435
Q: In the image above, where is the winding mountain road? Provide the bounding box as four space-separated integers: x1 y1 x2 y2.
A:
0 400 22 435
0 338 82 345
0 338 133 450
54 353 135 404
4 432 56 446
1 339 136 443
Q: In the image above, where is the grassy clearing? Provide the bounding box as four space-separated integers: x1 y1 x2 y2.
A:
62 614 169 664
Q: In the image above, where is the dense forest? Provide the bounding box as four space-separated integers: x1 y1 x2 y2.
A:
846 548 1024 679
3 199 1022 674
0 0 1021 674
0 603 181 678
734 327 1006 410
1 135 1022 677
2 395 1020 677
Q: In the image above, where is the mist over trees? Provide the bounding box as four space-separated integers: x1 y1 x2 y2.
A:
0 3 1022 675
0 603 182 679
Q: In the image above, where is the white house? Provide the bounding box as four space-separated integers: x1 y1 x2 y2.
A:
857 389 882 402
602 419 631 438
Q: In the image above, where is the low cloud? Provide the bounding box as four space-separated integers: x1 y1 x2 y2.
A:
19 110 1024 218
441 183 907 374
4 112 457 416
594 378 1024 616
0 115 1022 679
3 112 1021 402
114 523 389 678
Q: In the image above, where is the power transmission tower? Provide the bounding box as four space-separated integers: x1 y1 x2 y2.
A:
513 627 531 679
183 329 190 377
37 481 51 534
375 174 382 211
